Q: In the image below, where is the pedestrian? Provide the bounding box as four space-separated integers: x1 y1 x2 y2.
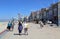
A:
11 19 15 31
11 21 15 31
39 21 43 28
7 21 12 31
18 21 23 35
24 22 29 35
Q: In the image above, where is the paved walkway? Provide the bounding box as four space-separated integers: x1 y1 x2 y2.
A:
0 22 60 39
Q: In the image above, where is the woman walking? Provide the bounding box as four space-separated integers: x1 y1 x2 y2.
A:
24 22 29 35
18 21 23 35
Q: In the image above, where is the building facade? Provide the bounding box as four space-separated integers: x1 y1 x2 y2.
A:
58 2 60 26
29 2 59 26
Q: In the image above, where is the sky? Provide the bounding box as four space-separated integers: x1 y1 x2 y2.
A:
0 0 58 19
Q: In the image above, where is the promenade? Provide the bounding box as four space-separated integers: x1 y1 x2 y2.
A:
0 22 60 39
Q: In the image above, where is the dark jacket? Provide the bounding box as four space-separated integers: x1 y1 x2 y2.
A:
18 22 23 31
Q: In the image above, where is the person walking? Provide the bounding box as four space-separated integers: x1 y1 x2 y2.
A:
11 19 15 31
39 21 43 29
24 22 29 35
7 21 12 31
18 21 23 35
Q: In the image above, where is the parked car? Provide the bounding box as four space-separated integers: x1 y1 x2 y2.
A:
47 20 52 24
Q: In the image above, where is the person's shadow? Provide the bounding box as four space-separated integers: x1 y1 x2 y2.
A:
14 33 28 35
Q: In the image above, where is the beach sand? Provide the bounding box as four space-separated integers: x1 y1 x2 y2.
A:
0 22 8 33
0 22 60 39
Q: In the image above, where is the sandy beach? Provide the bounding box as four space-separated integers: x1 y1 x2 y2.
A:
0 22 60 39
0 22 8 33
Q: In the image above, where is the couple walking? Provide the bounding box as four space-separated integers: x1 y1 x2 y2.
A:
18 21 28 35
